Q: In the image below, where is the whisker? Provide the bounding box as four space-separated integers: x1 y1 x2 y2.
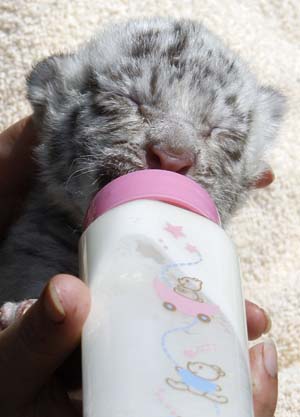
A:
65 167 97 188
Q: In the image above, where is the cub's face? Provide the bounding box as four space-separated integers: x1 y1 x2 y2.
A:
27 18 285 225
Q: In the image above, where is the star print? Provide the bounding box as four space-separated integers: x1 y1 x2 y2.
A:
185 243 199 253
164 223 185 239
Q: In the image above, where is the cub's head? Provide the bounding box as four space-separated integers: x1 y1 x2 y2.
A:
27 18 285 224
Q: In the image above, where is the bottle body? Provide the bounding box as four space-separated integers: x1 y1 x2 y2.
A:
80 199 254 417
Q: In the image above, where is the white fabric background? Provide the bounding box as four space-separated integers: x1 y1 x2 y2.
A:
0 1 299 415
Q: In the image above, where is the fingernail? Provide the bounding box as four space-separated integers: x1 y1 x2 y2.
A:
261 308 272 334
44 281 66 323
263 339 278 378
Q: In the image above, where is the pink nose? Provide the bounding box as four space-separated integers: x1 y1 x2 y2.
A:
146 145 194 174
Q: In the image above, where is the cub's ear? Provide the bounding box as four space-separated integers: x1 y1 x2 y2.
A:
258 86 286 127
247 87 286 189
26 53 82 122
27 55 64 118
253 86 286 151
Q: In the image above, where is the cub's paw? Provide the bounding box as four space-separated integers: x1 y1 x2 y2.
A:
0 299 37 330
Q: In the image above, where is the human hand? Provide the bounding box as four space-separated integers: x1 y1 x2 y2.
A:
0 278 277 417
0 118 278 416
0 274 90 417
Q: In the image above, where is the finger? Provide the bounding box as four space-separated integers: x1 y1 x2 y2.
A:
0 116 38 176
32 377 81 417
246 300 272 340
57 344 82 390
0 195 25 238
250 340 278 417
69 389 83 416
0 116 38 194
0 116 38 236
0 275 90 409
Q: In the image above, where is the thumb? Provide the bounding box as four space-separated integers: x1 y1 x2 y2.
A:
0 274 90 408
250 340 278 417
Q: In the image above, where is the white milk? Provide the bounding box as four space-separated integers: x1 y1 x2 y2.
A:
80 170 254 417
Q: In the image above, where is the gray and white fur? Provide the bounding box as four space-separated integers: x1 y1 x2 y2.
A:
0 18 285 304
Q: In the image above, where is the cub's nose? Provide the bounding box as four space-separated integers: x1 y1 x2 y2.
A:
146 144 195 174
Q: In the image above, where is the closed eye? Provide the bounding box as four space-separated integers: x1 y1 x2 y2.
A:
211 128 247 141
201 127 215 139
129 96 142 106
126 95 148 119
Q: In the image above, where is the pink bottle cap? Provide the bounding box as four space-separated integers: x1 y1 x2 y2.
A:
84 170 220 229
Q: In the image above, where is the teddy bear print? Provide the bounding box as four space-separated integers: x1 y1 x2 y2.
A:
174 277 204 302
166 361 228 404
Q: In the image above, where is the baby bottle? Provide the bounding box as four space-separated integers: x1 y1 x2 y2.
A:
80 169 254 417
